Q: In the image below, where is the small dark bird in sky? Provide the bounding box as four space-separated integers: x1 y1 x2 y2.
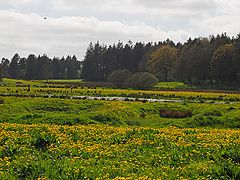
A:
44 17 47 19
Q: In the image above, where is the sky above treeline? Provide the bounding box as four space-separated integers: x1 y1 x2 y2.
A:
0 0 240 60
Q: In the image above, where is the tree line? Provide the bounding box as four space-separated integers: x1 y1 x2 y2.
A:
0 54 81 80
82 33 240 87
1 33 240 87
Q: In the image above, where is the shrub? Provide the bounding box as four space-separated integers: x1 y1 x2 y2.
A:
140 112 146 118
125 119 141 126
32 132 57 150
193 116 222 127
107 69 131 88
91 114 123 125
125 72 159 90
204 110 222 117
0 98 4 104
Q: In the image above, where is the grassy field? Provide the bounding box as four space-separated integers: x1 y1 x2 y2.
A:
1 78 240 103
0 123 239 179
154 82 195 90
0 78 240 179
1 96 240 128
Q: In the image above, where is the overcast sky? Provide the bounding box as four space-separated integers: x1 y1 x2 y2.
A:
0 0 240 60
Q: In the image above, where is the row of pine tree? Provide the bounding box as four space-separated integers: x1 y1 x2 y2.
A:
0 54 81 80
82 33 240 86
1 33 240 87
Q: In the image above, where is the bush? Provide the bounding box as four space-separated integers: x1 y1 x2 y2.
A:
193 116 222 127
32 132 57 150
125 119 141 126
0 98 4 104
107 69 131 88
91 114 123 125
125 72 159 89
204 110 222 117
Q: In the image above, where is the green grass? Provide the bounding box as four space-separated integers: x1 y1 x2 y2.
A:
1 96 240 128
41 79 84 82
1 78 240 179
2 78 42 86
1 79 240 102
39 79 84 85
1 78 240 129
1 85 240 103
0 123 239 179
154 82 195 89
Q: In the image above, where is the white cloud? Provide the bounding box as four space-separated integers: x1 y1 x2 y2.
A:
0 10 192 60
0 0 239 59
194 15 240 36
0 0 33 5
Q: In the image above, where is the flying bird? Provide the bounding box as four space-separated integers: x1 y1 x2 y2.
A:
44 17 47 20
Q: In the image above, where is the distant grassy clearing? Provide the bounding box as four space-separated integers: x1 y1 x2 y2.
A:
1 78 42 86
154 82 195 89
1 79 239 102
40 79 84 84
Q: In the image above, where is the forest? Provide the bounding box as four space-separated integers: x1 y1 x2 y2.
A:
0 54 81 80
1 33 240 87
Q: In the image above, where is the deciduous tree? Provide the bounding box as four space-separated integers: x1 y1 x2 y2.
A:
147 45 178 82
210 44 235 85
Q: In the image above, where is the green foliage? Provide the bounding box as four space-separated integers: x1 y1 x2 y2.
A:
80 33 240 87
0 65 2 81
191 115 223 127
8 53 20 79
147 45 178 81
0 124 240 179
31 131 57 150
210 44 236 84
2 33 240 88
154 82 194 89
107 69 131 87
177 38 213 85
91 114 123 125
0 96 240 129
2 54 81 80
125 72 159 89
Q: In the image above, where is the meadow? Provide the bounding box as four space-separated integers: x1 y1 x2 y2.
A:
0 123 239 179
0 78 240 179
1 96 240 128
1 78 240 103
